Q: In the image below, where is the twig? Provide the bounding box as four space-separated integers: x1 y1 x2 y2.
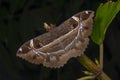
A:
100 43 104 69
77 54 111 80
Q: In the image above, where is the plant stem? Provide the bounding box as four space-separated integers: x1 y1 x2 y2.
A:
77 54 111 80
100 43 103 69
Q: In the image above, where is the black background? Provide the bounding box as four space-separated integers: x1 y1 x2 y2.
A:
0 0 120 80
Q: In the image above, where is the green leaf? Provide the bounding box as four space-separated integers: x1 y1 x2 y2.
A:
91 0 120 45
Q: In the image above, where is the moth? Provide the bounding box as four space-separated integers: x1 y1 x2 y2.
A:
16 10 94 68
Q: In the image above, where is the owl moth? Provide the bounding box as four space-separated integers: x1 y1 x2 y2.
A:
16 10 94 68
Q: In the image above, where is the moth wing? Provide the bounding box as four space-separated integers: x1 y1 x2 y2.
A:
17 39 45 64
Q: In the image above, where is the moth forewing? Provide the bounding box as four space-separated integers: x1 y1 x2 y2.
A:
17 10 94 68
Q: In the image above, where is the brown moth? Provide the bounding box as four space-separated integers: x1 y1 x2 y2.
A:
16 10 94 68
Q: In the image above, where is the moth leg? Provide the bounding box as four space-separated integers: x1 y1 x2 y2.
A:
44 22 56 31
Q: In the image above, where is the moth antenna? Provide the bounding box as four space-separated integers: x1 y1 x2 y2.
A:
44 22 55 31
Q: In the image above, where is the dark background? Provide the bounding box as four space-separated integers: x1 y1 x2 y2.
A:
0 0 120 80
